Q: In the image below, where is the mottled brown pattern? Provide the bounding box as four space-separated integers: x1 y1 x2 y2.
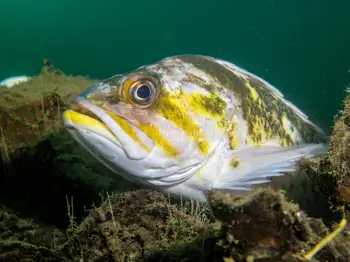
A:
183 73 221 93
177 55 327 145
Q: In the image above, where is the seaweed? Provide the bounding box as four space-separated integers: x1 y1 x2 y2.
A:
0 61 138 228
300 89 350 218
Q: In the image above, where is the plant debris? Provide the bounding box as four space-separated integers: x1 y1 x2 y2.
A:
0 61 349 261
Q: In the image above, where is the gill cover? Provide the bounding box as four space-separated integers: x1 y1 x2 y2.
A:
64 68 221 188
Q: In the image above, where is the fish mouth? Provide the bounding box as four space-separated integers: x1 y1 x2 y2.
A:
63 101 122 148
63 97 153 160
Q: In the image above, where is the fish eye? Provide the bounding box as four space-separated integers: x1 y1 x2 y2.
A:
128 79 157 107
136 84 151 99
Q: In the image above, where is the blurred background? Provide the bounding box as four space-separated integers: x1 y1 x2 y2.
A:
0 0 349 133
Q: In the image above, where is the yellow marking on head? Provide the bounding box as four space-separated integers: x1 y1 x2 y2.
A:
137 122 180 157
153 89 210 156
104 110 152 152
63 110 113 135
182 92 227 129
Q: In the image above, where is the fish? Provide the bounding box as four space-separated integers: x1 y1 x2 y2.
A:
63 55 328 203
0 75 31 88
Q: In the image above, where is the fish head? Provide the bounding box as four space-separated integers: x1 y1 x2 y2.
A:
63 56 229 183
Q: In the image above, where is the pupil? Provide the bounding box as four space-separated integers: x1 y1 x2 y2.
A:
137 85 151 99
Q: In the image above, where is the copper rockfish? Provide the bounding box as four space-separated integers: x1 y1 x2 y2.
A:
63 55 327 202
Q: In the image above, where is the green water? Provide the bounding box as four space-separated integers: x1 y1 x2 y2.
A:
0 0 349 133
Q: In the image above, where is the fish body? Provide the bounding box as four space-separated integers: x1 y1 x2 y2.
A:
63 55 327 202
0 75 31 88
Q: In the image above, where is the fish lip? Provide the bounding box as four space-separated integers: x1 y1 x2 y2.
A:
64 99 122 148
74 97 117 134
70 97 157 161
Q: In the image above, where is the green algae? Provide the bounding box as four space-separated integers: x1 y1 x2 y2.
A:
2 188 349 261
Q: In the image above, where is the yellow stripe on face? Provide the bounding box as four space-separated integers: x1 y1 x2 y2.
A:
153 89 210 156
138 122 180 157
63 110 114 136
104 110 152 153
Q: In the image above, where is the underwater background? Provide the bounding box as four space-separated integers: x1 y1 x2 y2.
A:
1 0 350 133
1 1 350 261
